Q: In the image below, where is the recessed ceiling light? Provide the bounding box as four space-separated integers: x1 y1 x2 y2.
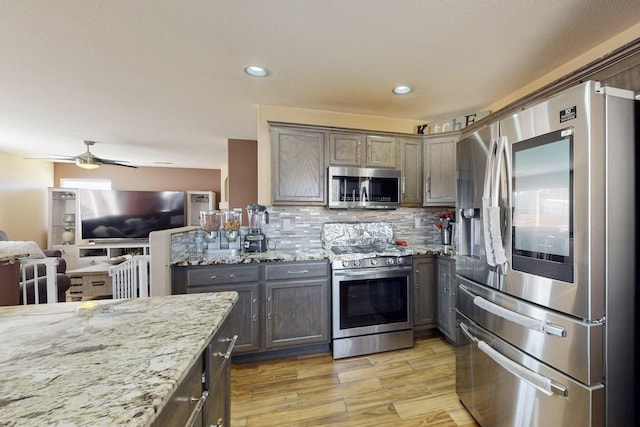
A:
244 66 268 77
393 85 412 95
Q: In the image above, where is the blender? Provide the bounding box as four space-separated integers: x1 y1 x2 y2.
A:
244 204 269 252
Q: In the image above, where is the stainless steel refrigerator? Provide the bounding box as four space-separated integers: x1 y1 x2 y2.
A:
455 81 636 426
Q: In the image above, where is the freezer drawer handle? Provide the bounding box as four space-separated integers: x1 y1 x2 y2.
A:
460 323 568 397
461 284 567 337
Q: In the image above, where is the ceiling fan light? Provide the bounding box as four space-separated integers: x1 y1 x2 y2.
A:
76 158 101 169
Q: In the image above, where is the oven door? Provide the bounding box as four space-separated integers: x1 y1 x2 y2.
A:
332 265 413 339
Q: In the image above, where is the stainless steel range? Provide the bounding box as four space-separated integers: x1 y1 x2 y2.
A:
323 222 413 359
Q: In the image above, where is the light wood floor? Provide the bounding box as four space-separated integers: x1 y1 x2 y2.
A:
230 336 480 426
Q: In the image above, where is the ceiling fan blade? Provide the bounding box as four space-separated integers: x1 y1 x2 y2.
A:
99 158 138 168
24 156 76 162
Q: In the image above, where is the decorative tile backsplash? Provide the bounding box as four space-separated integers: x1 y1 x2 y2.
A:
170 206 454 261
262 206 452 251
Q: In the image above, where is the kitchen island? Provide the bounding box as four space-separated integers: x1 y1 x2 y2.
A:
0 292 237 426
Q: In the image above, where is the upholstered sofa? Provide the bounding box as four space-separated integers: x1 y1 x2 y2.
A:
0 231 71 304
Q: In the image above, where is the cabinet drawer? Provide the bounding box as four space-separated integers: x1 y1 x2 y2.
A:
187 264 259 286
153 354 204 427
208 317 235 384
264 261 328 281
81 274 112 296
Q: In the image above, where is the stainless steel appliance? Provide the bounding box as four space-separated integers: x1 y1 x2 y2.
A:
455 81 636 426
323 222 413 359
243 204 269 253
328 166 401 209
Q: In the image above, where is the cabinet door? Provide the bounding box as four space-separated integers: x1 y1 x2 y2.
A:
48 188 78 248
228 283 260 353
188 282 260 354
328 132 364 166
424 136 458 205
437 258 456 343
152 354 205 427
271 126 326 205
265 279 330 349
400 138 423 206
413 256 436 326
206 361 230 427
365 135 397 168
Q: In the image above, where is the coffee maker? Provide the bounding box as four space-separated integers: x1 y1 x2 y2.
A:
244 204 269 252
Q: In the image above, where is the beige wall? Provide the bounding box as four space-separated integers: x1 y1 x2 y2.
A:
256 106 425 204
0 151 53 246
228 139 257 223
53 163 221 196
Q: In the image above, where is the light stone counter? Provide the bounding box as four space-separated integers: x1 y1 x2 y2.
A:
410 244 456 259
175 248 329 266
173 245 454 266
0 292 237 426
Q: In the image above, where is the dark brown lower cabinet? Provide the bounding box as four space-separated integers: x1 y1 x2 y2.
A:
172 260 331 360
153 307 236 427
413 255 437 337
437 256 456 344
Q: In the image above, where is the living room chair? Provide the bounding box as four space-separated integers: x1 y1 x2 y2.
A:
0 231 71 304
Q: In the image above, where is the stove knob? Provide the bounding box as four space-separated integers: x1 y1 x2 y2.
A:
353 259 361 267
370 259 378 266
397 257 405 265
387 258 395 265
342 261 350 268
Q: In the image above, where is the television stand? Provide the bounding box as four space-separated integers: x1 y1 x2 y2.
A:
52 242 150 271
66 263 112 301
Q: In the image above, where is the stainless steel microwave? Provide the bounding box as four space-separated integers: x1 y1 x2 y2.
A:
328 166 401 209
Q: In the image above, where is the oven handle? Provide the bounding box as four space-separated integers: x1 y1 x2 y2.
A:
459 284 567 337
332 266 412 277
459 322 567 397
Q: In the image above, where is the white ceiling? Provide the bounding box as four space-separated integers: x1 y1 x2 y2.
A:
1 0 639 170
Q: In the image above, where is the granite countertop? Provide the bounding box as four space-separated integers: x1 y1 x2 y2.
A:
410 244 456 259
0 292 237 427
174 245 454 266
175 248 329 266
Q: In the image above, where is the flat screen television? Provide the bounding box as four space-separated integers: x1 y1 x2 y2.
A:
79 190 186 243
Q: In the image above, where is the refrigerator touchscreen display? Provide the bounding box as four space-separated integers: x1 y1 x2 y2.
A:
512 129 574 282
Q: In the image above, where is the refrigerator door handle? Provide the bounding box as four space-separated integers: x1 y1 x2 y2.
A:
460 284 568 337
482 137 498 267
482 136 509 271
459 322 568 397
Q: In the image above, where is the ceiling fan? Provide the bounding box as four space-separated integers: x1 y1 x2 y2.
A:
38 140 137 169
